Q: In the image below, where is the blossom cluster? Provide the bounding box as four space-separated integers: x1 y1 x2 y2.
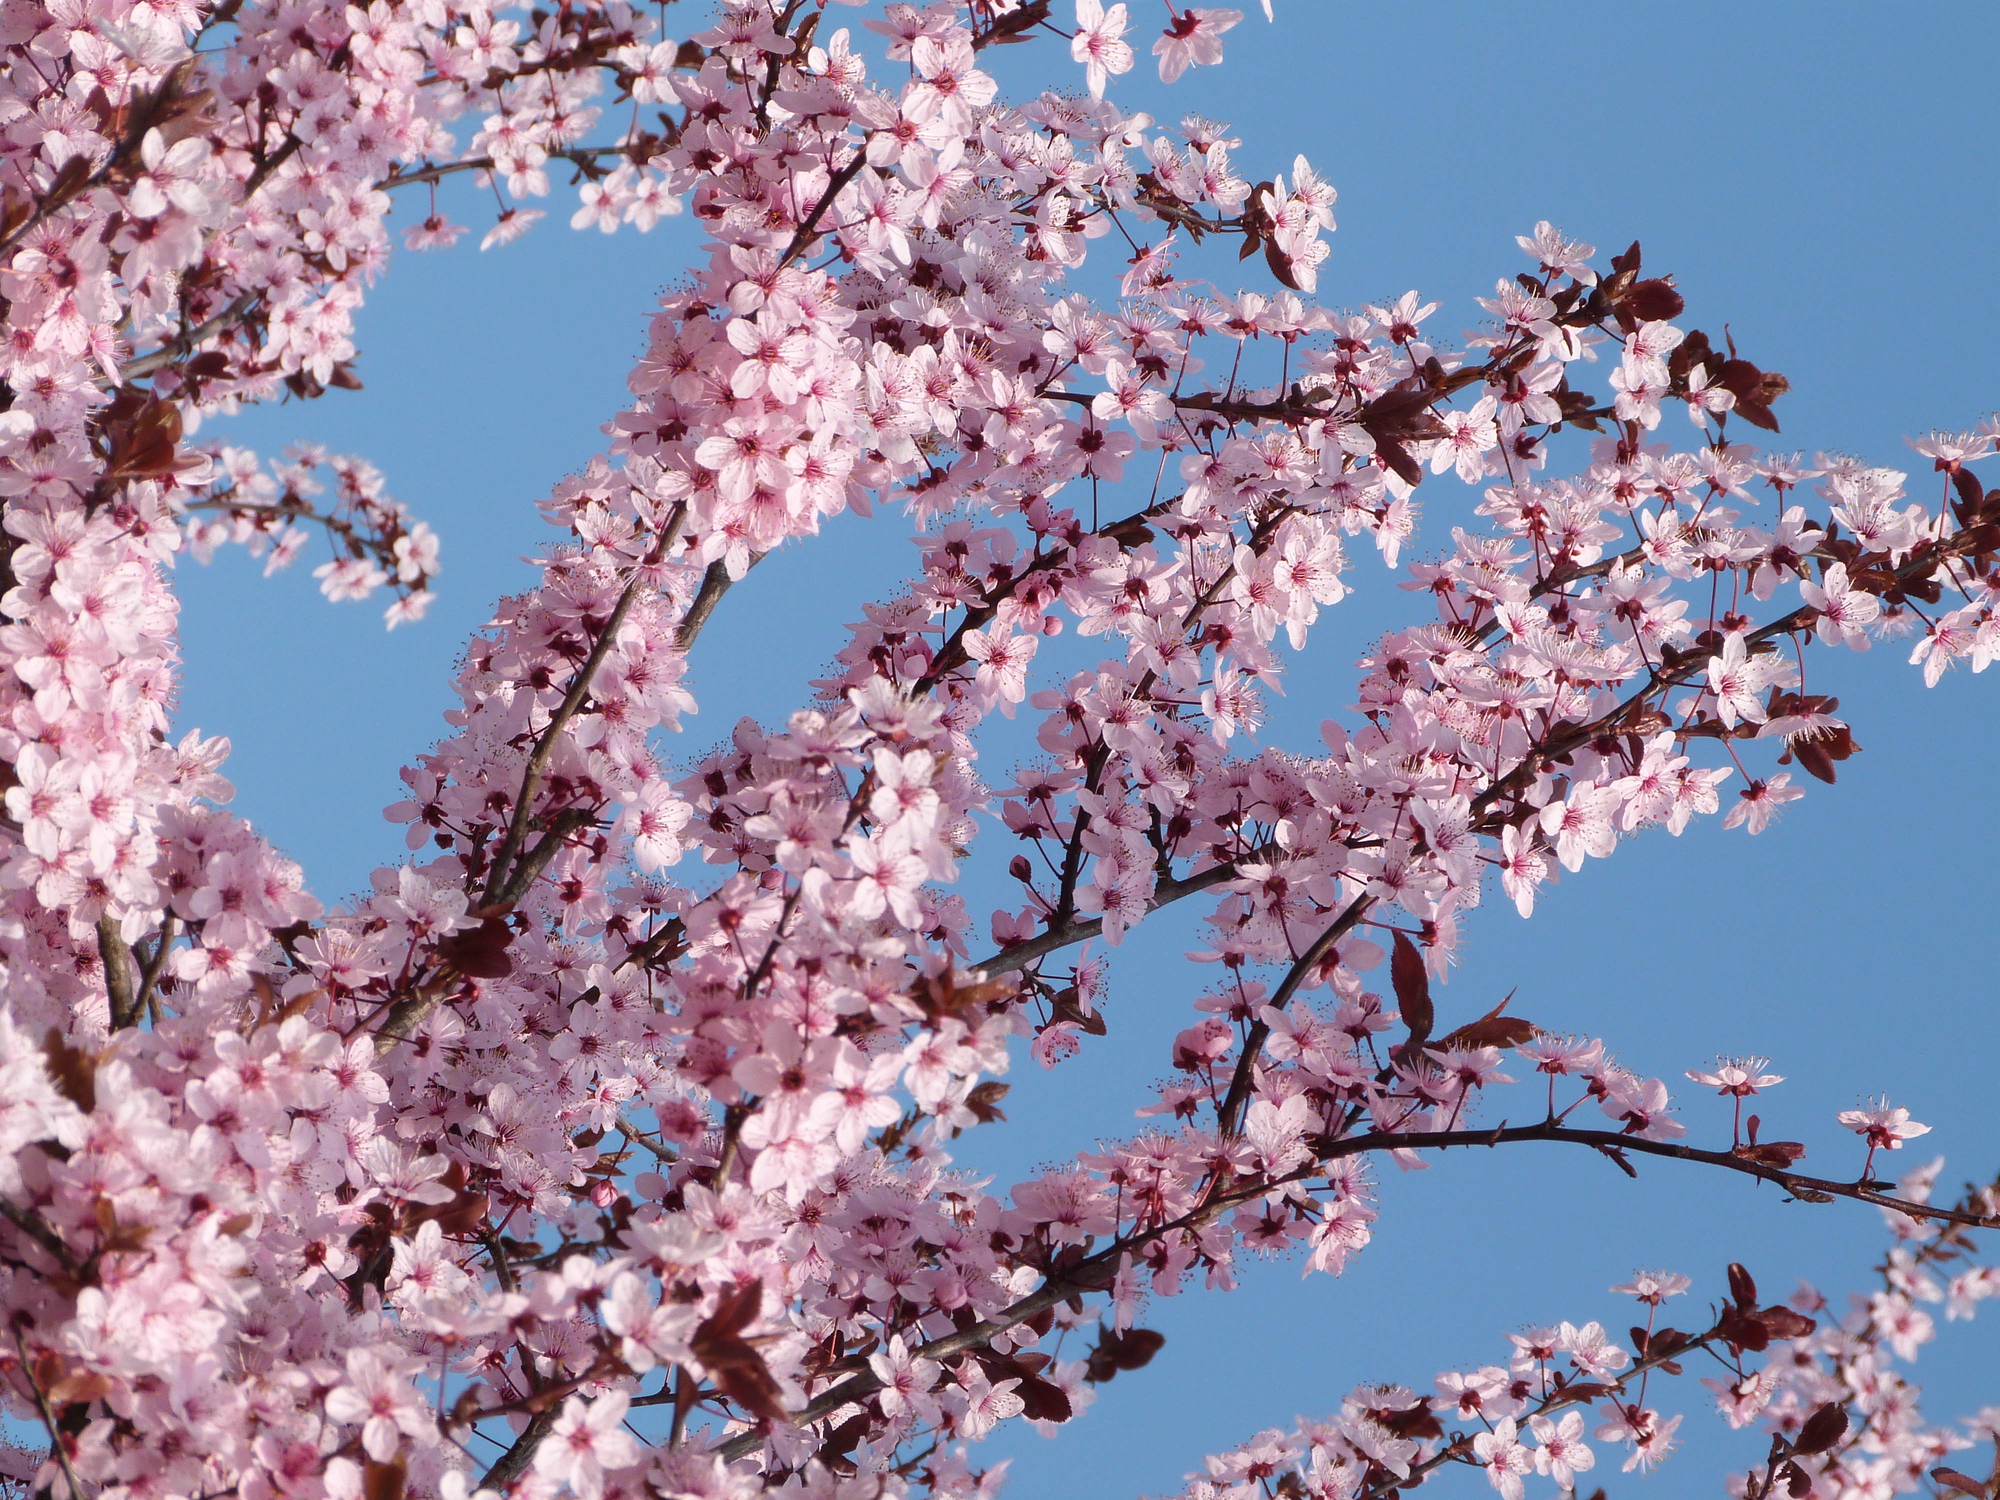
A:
0 3 1994 1500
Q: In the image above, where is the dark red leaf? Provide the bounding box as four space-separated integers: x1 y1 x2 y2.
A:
1646 1327 1693 1358
1754 1305 1818 1340
1793 1401 1849 1455
1016 1373 1072 1423
695 1281 763 1346
1930 1468 1990 1498
1781 1459 1812 1497
1435 992 1534 1052
965 1080 1009 1124
1728 1262 1758 1310
1717 359 1790 432
710 1354 789 1425
1434 1016 1538 1050
40 1030 96 1113
1716 1304 1769 1353
437 916 515 979
1372 435 1423 489
691 1282 788 1424
1390 931 1433 1055
1791 738 1837 785
1625 277 1685 321
1552 1382 1613 1401
820 1412 871 1470
1377 1401 1444 1441
1084 1325 1165 1383
1263 235 1302 292
362 1458 407 1500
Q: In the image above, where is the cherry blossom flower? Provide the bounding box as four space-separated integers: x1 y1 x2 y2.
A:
1153 8 1242 82
535 1392 640 1500
1472 1417 1534 1499
1072 0 1135 97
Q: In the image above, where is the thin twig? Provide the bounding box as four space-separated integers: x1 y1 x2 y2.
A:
482 583 645 907
379 145 632 192
120 290 261 381
778 148 871 268
12 1327 92 1500
713 1119 1986 1459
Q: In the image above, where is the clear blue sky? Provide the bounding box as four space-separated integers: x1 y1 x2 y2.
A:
177 6 1999 1495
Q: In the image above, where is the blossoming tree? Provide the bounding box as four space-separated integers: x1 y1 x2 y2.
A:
0 3 1994 1500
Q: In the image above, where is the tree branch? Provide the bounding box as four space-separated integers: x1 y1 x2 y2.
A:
713 1112 1983 1460
1315 1120 2000 1228
967 859 1250 977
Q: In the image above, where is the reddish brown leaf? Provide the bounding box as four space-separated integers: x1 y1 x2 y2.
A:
692 1284 789 1425
1552 1382 1613 1401
1016 1373 1072 1423
104 397 185 479
820 1412 871 1471
1390 931 1433 1055
1931 1469 1991 1499
1793 1401 1849 1455
1716 1304 1769 1353
437 915 515 979
695 1281 764 1345
1263 235 1303 292
1434 1016 1538 1050
1754 1305 1817 1340
965 1080 1010 1124
1084 1325 1165 1383
1625 277 1685 322
48 1368 113 1406
710 1356 789 1426
361 1458 406 1500
1372 435 1423 489
1435 990 1534 1051
1717 359 1790 433
1376 1401 1444 1441
1727 1262 1758 1310
40 1030 97 1113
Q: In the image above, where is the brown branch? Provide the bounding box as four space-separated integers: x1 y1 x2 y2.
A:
1313 1121 2000 1230
714 1113 1982 1460
968 859 1250 977
379 144 634 192
98 914 139 1030
11 1327 91 1500
121 289 262 381
1216 892 1373 1135
615 916 686 974
132 913 177 1021
674 559 741 651
479 1407 556 1490
778 147 872 269
489 805 598 909
370 979 453 1059
482 576 642 904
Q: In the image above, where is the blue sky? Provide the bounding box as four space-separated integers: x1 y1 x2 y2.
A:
176 5 1999 1495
